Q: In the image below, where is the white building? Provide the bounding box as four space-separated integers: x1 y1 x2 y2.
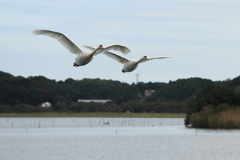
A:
40 102 52 107
78 99 111 103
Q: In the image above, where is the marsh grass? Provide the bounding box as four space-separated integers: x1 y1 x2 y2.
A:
0 112 185 118
208 110 240 129
191 107 240 129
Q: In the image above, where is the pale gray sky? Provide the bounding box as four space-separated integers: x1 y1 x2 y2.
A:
1 0 240 83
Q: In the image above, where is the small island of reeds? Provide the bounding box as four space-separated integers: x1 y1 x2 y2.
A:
185 85 240 129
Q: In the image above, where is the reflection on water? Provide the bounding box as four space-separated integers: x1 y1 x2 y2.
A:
0 118 240 160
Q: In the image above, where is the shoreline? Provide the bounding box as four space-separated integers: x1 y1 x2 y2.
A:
0 112 185 118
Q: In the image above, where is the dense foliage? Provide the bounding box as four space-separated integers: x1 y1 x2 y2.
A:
0 71 218 106
145 78 213 102
0 71 139 105
1 71 240 117
184 84 240 128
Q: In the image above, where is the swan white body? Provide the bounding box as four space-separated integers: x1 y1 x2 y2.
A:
33 30 131 66
84 45 178 72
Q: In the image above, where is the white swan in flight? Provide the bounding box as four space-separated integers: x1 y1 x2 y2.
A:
84 45 178 73
33 30 131 67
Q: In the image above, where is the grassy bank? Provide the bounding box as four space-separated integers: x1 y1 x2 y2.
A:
0 112 185 118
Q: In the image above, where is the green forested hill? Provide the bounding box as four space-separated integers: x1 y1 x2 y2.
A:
0 71 138 105
1 71 240 107
146 78 214 102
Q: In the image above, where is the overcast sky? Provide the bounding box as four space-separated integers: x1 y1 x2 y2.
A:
1 0 240 84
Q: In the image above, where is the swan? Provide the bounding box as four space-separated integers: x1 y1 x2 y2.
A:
84 45 178 72
33 30 131 67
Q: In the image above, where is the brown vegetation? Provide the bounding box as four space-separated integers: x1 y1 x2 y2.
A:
190 106 240 129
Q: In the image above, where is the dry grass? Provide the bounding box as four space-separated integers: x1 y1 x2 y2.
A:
208 110 240 128
0 112 185 118
191 108 240 129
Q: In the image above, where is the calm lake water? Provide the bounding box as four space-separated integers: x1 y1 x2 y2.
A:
0 117 240 160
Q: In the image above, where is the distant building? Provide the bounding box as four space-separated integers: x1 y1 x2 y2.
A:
138 90 155 101
144 90 155 97
40 102 52 108
78 99 111 103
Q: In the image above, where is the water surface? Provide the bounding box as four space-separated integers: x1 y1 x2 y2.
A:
0 118 239 160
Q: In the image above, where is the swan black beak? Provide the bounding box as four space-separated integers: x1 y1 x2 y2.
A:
73 63 79 67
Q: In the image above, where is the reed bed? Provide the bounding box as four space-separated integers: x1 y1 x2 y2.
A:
191 108 240 129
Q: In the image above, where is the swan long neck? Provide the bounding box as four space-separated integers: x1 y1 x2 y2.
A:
90 47 101 56
137 56 146 63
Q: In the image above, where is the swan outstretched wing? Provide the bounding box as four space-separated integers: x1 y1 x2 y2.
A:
33 30 82 54
140 53 179 63
99 45 131 55
103 51 129 64
84 45 128 64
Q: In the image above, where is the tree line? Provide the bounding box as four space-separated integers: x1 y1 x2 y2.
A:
0 101 183 113
1 71 240 118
